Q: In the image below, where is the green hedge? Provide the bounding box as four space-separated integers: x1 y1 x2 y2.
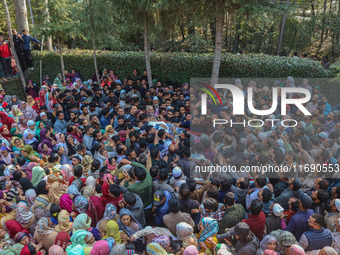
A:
27 50 336 84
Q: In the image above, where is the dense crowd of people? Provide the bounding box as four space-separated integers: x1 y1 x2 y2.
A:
0 59 339 255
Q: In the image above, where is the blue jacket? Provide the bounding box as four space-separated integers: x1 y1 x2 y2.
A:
21 34 42 50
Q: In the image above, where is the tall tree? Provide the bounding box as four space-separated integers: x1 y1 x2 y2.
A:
3 0 26 95
44 0 53 50
14 0 30 33
36 0 80 81
276 0 290 55
211 0 226 86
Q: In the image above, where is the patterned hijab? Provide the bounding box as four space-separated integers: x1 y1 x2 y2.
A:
146 243 168 255
25 189 36 208
48 181 67 204
16 201 34 225
259 235 278 254
55 210 73 233
65 229 91 253
198 217 218 242
74 195 89 214
73 213 92 232
36 217 54 236
103 203 117 221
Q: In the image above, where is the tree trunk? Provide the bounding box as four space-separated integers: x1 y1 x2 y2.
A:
3 0 26 96
311 2 315 15
58 38 66 81
44 0 53 50
92 32 99 84
211 0 225 87
14 0 30 34
210 19 216 45
276 0 290 55
233 17 241 53
144 14 153 87
318 0 327 52
180 24 185 40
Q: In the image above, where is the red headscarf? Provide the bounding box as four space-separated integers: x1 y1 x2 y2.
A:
20 245 43 255
5 220 30 239
0 111 15 130
32 97 41 113
39 90 46 105
54 231 71 251
86 196 105 227
0 126 12 141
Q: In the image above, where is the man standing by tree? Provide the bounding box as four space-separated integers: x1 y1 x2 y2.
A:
21 29 42 71
12 29 25 71
0 35 13 79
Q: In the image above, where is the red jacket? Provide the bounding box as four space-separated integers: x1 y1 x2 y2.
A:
0 43 12 58
242 211 266 241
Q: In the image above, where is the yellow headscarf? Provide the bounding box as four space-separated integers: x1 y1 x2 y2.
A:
103 220 122 244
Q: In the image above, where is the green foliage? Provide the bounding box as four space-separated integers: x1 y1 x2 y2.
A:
26 50 335 84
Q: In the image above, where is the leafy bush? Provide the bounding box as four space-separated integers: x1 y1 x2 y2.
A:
26 50 336 84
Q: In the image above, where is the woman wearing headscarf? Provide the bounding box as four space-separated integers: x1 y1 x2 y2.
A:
34 217 59 250
31 166 46 187
18 115 28 130
0 146 14 165
5 220 30 239
289 244 305 255
67 244 85 255
54 231 71 251
73 213 92 232
52 144 69 165
86 196 104 227
66 229 92 253
32 97 41 114
66 134 78 157
25 189 36 208
7 95 21 110
103 220 122 244
184 245 199 255
35 121 45 140
32 194 50 221
146 243 168 255
26 95 35 108
19 101 38 120
74 195 89 214
257 235 279 255
20 145 42 165
59 194 73 214
39 128 55 149
90 240 110 255
83 186 96 200
109 244 127 255
19 178 34 194
48 245 64 255
55 210 73 235
10 126 23 139
0 127 12 142
11 137 24 153
10 105 23 123
48 181 67 204
197 217 218 252
16 201 34 229
38 143 52 158
0 111 15 130
176 222 198 248
117 208 143 242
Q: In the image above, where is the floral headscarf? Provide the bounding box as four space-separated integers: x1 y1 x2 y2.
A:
36 217 54 236
103 203 117 221
67 184 81 196
147 243 168 255
61 164 73 183
259 235 278 254
74 195 89 214
54 231 71 250
152 235 172 251
73 213 92 232
16 201 34 225
198 217 218 243
25 189 37 207
55 210 73 233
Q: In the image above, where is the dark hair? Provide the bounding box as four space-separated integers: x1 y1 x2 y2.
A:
91 159 101 170
151 147 159 159
12 170 22 181
317 189 329 202
291 200 300 212
77 143 86 152
168 198 181 213
220 177 232 191
73 165 83 178
262 188 272 203
50 203 62 217
170 239 183 254
317 179 329 190
203 198 218 212
150 165 160 178
27 243 37 255
36 180 48 195
159 168 169 182
179 183 190 199
133 167 146 181
291 179 302 191
239 178 249 190
123 192 136 206
207 188 219 200
56 111 64 118
48 153 60 163
109 184 121 197
224 192 236 206
250 199 263 215
311 213 324 227
256 176 266 188
186 179 196 192
17 157 26 166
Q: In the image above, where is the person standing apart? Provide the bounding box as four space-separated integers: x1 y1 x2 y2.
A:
0 35 13 80
12 29 25 71
21 29 42 71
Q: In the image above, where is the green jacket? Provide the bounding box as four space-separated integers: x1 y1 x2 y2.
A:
126 162 153 208
219 204 245 233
